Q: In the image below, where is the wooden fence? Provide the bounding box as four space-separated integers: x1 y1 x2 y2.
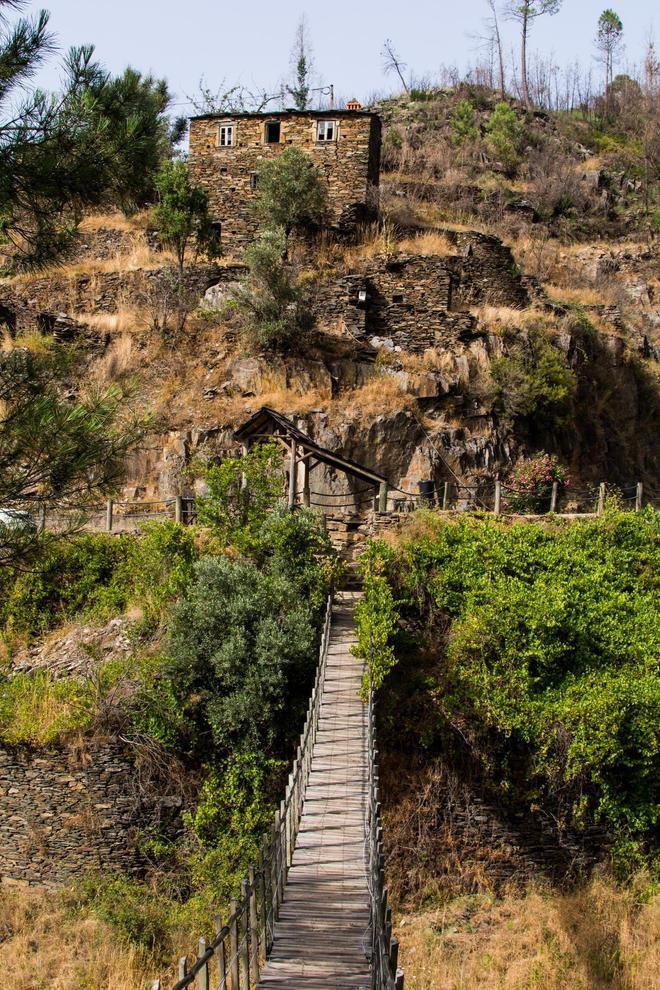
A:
151 597 333 990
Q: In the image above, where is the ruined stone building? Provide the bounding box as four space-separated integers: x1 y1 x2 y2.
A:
188 109 381 250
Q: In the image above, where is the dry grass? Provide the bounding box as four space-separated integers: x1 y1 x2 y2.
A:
78 210 151 233
79 309 149 334
8 243 176 284
470 304 551 332
333 372 417 422
542 283 617 307
397 231 455 256
397 877 659 990
0 328 54 356
0 885 155 990
90 334 136 384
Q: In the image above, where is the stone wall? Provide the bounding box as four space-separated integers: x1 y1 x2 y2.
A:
0 742 187 886
189 111 381 250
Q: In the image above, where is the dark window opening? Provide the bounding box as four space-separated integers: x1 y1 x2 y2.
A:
392 294 404 303
250 172 259 191
211 222 222 242
265 121 281 144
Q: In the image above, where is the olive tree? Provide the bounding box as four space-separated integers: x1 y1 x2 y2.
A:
252 146 326 250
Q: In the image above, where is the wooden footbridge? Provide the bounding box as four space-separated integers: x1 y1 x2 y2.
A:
154 592 402 990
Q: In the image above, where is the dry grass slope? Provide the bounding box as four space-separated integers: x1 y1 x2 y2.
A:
397 878 659 990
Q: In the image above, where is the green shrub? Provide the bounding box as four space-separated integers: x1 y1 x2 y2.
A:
164 555 318 759
452 99 479 145
371 510 660 860
196 441 285 552
486 102 526 175
353 542 399 696
1 533 134 639
504 453 569 513
491 326 576 428
0 669 96 745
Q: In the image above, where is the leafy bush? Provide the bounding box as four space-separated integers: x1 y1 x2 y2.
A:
368 510 660 862
485 102 526 175
452 100 479 145
196 441 285 552
504 452 569 513
251 146 326 243
230 229 314 348
491 326 576 428
0 669 96 746
354 543 399 697
164 555 318 759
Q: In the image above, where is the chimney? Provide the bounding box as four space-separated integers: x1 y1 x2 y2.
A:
346 98 362 111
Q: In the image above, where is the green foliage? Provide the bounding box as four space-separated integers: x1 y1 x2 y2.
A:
0 9 177 266
152 160 221 272
231 229 313 348
485 102 526 175
354 542 399 697
196 441 285 552
252 146 326 240
491 326 577 428
165 554 319 759
377 510 660 859
452 99 479 145
0 669 95 745
122 521 198 627
1 533 133 639
0 349 143 569
504 452 570 513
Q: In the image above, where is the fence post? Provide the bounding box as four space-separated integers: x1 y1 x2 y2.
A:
494 479 501 515
395 970 405 989
442 481 449 510
240 880 250 988
288 439 297 510
215 916 227 990
636 482 643 513
178 957 188 981
378 482 388 514
248 864 260 981
175 495 183 524
229 900 239 990
550 481 558 514
196 937 208 990
151 982 161 990
106 498 114 533
597 482 606 515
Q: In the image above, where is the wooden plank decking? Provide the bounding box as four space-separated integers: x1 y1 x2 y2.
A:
257 591 371 990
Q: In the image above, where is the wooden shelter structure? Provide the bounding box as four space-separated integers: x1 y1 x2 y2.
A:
233 407 389 512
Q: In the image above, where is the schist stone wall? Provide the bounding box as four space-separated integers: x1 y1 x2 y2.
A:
188 111 382 250
0 742 184 886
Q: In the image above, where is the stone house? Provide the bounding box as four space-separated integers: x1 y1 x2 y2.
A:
188 109 382 250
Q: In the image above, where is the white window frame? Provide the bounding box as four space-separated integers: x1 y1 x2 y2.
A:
217 122 236 148
316 119 338 143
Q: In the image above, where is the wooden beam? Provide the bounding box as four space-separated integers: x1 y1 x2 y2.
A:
288 439 297 510
301 459 310 507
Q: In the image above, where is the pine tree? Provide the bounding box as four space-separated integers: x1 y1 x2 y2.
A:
504 2 563 110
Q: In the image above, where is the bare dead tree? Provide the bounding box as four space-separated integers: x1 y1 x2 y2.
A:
382 38 410 94
488 0 507 97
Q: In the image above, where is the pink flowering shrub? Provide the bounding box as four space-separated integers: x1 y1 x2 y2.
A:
504 453 569 513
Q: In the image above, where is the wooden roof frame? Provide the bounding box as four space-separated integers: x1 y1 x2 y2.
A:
233 407 388 487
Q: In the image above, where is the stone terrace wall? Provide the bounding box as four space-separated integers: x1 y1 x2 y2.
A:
189 111 381 251
444 229 530 309
0 264 242 332
0 742 185 886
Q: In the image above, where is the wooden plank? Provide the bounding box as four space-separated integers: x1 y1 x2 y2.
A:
257 593 371 989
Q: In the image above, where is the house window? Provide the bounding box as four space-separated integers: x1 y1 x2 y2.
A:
317 120 337 142
249 172 258 191
264 121 281 144
217 122 235 147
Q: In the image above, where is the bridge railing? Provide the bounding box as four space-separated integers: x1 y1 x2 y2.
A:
152 595 333 990
366 680 404 990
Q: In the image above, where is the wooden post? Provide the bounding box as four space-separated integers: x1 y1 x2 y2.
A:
288 438 297 510
390 936 400 973
550 481 558 513
636 482 643 513
175 495 183 524
240 443 249 489
301 459 310 508
597 482 606 515
378 482 388 514
38 504 47 533
196 938 208 990
248 865 260 981
494 479 501 515
229 900 239 990
395 970 405 990
442 481 449 510
215 916 227 990
257 847 268 956
106 498 113 532
240 880 250 988
271 815 281 920
178 957 188 981
151 982 161 990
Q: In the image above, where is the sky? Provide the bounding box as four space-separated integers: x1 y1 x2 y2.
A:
25 1 658 113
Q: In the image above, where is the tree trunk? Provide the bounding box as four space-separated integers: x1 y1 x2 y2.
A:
521 11 531 110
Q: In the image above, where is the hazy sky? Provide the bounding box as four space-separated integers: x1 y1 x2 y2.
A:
28 1 658 111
